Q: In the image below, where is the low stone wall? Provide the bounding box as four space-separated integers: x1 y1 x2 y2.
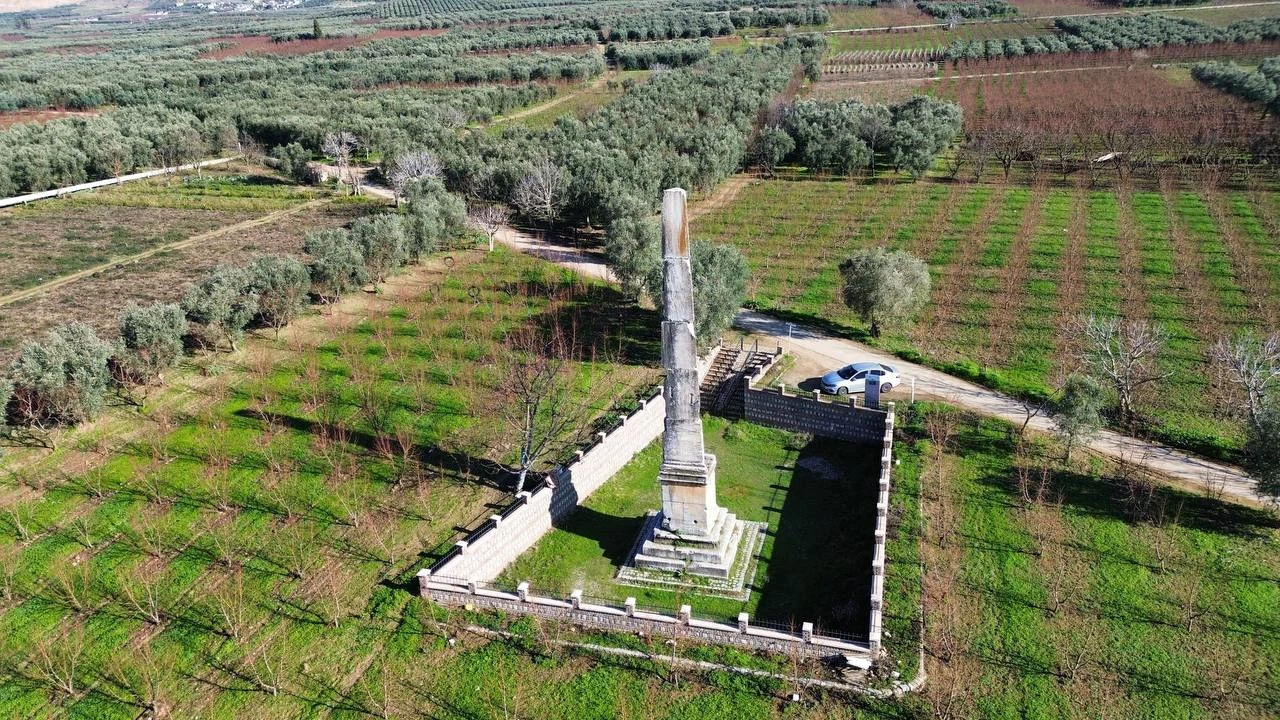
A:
418 576 870 661
425 345 719 582
743 385 888 443
420 345 896 662
868 404 895 655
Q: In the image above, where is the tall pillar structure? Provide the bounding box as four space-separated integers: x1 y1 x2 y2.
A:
656 188 719 535
630 188 746 579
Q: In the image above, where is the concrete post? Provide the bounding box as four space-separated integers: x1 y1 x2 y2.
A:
489 514 502 527
517 491 532 504
570 589 582 609
416 569 431 597
597 431 607 444
517 582 529 602
678 604 691 625
624 597 637 617
812 389 820 401
737 612 749 633
801 622 814 643
467 579 477 594
779 383 786 395
454 540 469 555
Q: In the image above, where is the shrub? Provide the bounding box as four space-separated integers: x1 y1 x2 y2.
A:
351 214 409 286
304 228 367 302
112 303 187 387
271 142 316 184
9 323 114 428
181 266 260 352
247 255 311 334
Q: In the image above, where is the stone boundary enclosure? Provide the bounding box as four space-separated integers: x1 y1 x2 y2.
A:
419 344 898 661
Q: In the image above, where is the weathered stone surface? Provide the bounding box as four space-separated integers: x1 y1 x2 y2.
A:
630 187 746 577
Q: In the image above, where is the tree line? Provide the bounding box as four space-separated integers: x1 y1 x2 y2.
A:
748 95 964 177
0 178 466 446
945 16 1280 61
605 39 712 70
1192 57 1280 116
916 1 1016 20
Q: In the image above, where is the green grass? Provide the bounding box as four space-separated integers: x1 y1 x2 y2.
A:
0 247 663 718
500 416 881 634
905 405 1280 718
697 176 1280 460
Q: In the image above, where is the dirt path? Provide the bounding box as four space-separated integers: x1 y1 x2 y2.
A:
690 175 757 221
494 225 1266 506
487 67 614 126
0 198 331 310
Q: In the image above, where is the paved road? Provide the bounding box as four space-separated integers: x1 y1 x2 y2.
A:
496 228 1266 506
735 311 1261 505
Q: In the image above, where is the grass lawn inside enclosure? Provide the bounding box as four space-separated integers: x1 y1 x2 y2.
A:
500 416 881 636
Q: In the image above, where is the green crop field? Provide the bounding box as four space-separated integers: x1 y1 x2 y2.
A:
903 405 1280 718
500 416 881 633
0 247 663 718
695 176 1280 460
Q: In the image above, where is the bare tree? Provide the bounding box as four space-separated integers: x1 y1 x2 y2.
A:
32 628 86 697
1209 332 1280 430
509 158 568 229
322 131 360 195
118 564 169 626
1073 314 1172 426
469 204 512 252
499 323 591 495
386 149 443 205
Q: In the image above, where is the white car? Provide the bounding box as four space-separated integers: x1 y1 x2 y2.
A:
820 362 901 395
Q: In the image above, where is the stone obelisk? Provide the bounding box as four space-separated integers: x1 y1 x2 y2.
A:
656 188 719 535
631 188 745 579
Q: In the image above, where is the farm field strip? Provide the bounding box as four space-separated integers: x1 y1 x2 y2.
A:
0 249 658 717
908 409 1280 718
698 177 1280 454
0 199 331 311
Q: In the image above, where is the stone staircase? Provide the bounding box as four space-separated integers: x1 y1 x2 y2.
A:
700 344 777 420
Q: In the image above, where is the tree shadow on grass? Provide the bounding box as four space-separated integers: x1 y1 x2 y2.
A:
955 419 1279 541
527 282 662 369
234 408 513 491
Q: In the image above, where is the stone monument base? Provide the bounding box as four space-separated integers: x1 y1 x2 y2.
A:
617 510 766 600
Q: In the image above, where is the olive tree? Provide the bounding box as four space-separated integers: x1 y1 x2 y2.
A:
1054 374 1104 462
404 179 466 260
603 214 661 299
8 323 114 432
688 240 749 344
838 247 932 337
351 214 408 287
304 229 367 304
181 267 259 352
112 303 187 390
247 255 311 335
